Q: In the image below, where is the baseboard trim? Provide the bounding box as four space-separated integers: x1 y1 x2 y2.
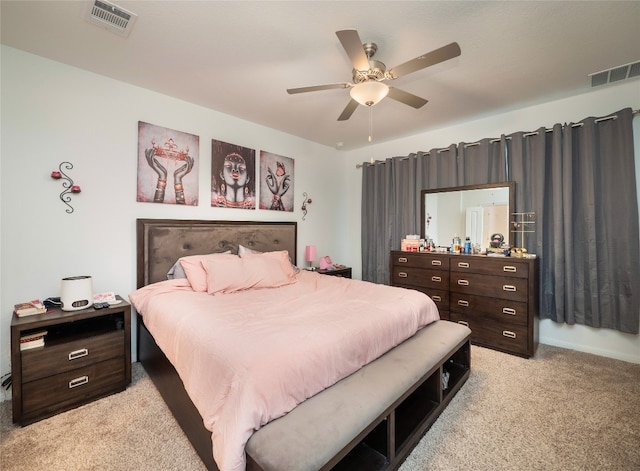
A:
539 338 640 364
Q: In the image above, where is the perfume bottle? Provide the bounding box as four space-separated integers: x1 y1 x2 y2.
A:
464 237 471 254
453 235 461 253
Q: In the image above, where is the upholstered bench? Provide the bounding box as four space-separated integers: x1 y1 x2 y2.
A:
246 320 472 471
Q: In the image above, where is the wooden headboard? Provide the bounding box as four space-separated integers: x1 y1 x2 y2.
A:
136 219 297 288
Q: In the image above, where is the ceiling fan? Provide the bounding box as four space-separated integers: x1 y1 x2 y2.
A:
286 29 461 121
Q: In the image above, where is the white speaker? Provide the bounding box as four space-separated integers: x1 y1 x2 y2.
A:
61 276 93 311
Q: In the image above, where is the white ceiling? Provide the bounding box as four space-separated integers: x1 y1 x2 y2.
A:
2 1 639 150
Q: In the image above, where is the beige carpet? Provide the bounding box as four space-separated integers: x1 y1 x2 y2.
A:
1 344 638 471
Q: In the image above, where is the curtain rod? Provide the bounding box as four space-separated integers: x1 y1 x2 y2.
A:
356 108 639 168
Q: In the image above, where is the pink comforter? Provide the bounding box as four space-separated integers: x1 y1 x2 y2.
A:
129 271 439 471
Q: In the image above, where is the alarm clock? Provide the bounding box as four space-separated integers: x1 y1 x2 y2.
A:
60 275 93 311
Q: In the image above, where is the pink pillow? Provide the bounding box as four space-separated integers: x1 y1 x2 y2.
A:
239 250 296 278
205 251 295 295
178 253 238 292
238 245 300 274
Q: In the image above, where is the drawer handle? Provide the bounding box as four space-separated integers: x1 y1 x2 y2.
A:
398 272 408 278
69 375 89 389
398 257 408 263
502 330 517 339
431 295 442 302
458 321 469 327
503 285 517 292
457 300 469 307
457 279 469 286
503 266 517 272
431 260 442 266
431 276 442 282
69 348 89 361
502 307 517 315
458 262 469 268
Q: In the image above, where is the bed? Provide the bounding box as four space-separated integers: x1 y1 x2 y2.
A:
132 218 471 471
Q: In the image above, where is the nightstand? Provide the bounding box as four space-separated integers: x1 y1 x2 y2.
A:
317 267 352 278
10 296 131 425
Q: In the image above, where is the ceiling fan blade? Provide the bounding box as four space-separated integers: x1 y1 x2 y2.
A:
337 99 359 121
388 42 461 79
387 87 428 109
336 29 370 71
287 82 351 94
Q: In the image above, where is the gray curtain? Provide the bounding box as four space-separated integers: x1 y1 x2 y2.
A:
361 107 638 334
507 127 548 253
361 159 394 284
457 137 508 185
507 108 639 333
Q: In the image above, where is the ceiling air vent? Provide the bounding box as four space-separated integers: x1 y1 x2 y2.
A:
84 0 137 37
589 60 640 87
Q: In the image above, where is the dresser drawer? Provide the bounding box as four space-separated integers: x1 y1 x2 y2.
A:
450 257 529 279
425 288 450 314
396 284 450 317
22 330 125 382
450 272 528 302
22 357 126 419
391 252 450 270
450 292 528 326
450 313 529 357
392 266 449 291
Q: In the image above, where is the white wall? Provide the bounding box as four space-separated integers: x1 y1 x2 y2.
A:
343 80 640 364
0 46 350 380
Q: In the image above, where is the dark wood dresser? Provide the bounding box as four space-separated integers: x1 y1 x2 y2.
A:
11 297 131 425
391 251 538 358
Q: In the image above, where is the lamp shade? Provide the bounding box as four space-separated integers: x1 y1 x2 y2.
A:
305 245 317 262
350 81 389 106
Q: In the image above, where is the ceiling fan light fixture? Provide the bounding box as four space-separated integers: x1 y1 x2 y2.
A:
350 81 389 106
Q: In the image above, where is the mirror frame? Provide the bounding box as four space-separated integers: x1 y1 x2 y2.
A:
420 181 516 246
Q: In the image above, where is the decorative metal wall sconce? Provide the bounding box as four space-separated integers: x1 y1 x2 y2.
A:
301 192 312 220
51 162 81 213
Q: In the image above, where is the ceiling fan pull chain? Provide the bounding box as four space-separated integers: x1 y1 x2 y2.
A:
368 105 373 143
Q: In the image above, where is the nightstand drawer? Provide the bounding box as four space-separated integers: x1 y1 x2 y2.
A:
22 357 126 419
22 330 125 382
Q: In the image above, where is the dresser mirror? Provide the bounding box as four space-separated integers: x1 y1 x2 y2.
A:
421 181 515 248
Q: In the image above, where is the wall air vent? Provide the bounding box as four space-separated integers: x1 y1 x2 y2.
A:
84 0 137 37
589 60 640 88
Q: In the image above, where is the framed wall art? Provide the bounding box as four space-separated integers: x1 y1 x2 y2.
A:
137 121 199 205
259 151 294 212
211 139 256 209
